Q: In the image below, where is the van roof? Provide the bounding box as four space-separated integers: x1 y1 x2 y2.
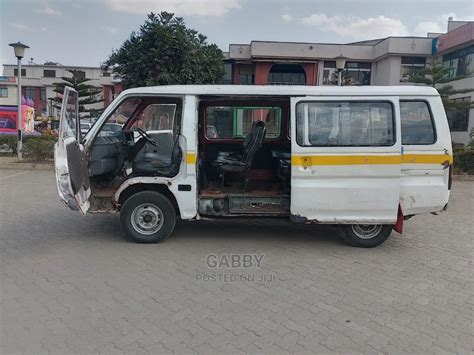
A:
121 85 439 97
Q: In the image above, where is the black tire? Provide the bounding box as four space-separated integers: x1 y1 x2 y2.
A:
120 191 176 243
341 224 393 248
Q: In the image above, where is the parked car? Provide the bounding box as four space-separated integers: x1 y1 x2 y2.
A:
80 122 92 136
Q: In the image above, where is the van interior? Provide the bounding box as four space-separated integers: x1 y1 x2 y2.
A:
86 95 292 216
197 96 291 216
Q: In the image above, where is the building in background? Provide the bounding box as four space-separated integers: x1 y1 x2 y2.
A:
0 62 122 119
223 19 473 144
2 20 471 143
432 21 474 144
222 37 435 86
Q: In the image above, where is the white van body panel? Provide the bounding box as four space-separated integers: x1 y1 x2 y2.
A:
109 85 440 98
400 96 452 215
290 96 402 223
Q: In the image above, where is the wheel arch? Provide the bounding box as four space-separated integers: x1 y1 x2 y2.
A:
116 183 180 217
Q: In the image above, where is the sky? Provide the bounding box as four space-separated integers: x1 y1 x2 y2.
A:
1 0 473 71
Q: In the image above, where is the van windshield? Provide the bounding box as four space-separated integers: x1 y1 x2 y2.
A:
108 98 142 125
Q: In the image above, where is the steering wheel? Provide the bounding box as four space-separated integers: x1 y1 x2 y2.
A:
136 128 157 146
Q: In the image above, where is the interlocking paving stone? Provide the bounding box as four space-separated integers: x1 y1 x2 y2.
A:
0 169 473 354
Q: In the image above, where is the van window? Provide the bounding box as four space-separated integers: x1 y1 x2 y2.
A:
206 106 281 139
400 101 436 145
134 104 177 131
104 97 180 134
296 101 394 146
61 90 79 139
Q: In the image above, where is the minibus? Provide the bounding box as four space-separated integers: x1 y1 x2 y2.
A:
55 85 452 247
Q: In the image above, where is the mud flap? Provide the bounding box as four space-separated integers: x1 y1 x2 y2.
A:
393 205 404 234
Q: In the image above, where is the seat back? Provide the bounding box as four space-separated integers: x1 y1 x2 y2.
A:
243 121 266 168
141 130 174 156
170 136 182 163
242 120 260 153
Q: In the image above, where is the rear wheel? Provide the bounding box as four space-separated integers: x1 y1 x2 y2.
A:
120 191 176 243
341 224 392 248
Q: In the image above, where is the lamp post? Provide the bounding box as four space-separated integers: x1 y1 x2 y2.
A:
9 41 29 160
335 54 348 86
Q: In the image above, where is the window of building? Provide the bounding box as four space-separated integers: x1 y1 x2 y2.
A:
221 63 232 84
322 61 337 85
102 71 111 77
25 87 36 100
400 101 436 144
206 106 281 139
268 64 306 85
43 69 56 78
442 45 474 79
296 101 394 146
345 62 371 85
239 74 254 85
400 57 426 82
40 87 46 102
14 69 26 77
72 70 86 80
238 64 254 85
446 97 471 132
323 61 371 85
0 87 7 97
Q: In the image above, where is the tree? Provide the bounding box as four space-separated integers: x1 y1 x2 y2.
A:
105 12 225 88
52 70 104 118
408 61 473 111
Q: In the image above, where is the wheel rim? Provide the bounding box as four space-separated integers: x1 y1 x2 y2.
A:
130 203 164 235
351 224 383 239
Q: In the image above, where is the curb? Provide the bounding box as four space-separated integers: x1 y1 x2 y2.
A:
0 161 53 171
452 174 474 181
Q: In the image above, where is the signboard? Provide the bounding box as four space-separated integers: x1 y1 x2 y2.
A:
432 22 474 55
0 76 17 83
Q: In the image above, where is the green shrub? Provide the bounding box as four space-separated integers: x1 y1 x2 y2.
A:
454 149 474 174
23 135 57 161
0 135 18 155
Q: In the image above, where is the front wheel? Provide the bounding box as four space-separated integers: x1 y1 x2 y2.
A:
120 191 176 243
341 224 393 248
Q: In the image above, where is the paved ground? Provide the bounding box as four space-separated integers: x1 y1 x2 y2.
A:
0 169 473 354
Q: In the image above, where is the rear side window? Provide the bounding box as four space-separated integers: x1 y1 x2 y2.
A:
296 101 394 146
400 101 436 145
206 106 281 139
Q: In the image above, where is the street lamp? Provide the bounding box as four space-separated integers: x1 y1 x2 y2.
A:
9 41 29 160
335 54 348 86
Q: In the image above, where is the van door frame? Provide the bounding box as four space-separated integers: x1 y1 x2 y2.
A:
112 94 199 219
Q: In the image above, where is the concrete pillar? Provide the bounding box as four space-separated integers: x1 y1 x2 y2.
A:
103 86 112 107
302 63 318 86
254 62 273 85
114 83 123 95
232 63 240 84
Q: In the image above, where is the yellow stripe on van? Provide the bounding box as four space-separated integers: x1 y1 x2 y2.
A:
291 155 401 166
186 153 197 164
291 154 452 166
401 154 453 164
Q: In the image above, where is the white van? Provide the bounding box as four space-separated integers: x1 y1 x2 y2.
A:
55 85 452 247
